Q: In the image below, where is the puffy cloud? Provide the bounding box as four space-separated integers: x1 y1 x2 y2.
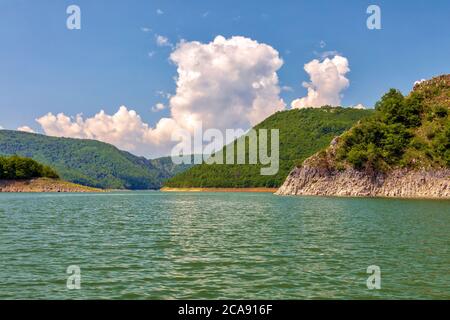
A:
17 126 35 133
152 103 166 112
351 104 366 109
414 79 426 86
35 36 285 158
141 27 151 33
169 35 285 129
155 35 172 48
156 9 164 15
291 55 350 109
36 107 179 157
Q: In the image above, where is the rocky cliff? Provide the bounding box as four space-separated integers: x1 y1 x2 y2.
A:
276 135 450 199
276 166 450 198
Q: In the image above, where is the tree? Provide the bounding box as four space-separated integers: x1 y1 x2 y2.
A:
0 155 59 180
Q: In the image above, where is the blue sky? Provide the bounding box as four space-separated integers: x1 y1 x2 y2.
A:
0 0 449 157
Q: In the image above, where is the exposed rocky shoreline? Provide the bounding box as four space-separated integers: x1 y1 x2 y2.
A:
276 166 450 199
161 187 278 193
0 178 103 193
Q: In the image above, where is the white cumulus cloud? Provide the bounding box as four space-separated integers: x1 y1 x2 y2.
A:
152 103 166 112
291 55 350 109
17 126 35 133
169 35 285 129
35 35 286 158
36 107 178 157
351 104 366 109
155 35 172 48
414 79 426 86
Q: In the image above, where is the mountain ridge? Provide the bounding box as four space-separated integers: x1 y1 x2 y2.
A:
0 130 192 189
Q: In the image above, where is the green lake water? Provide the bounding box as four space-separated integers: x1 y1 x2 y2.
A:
0 191 449 299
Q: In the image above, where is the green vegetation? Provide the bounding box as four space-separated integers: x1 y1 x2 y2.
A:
336 75 450 170
0 155 59 180
0 131 192 189
165 107 373 188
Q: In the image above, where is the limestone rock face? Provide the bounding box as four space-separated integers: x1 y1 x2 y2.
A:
276 166 450 198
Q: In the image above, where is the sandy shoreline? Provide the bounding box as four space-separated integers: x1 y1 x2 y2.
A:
160 187 278 193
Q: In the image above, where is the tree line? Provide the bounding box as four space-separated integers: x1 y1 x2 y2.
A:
0 155 59 180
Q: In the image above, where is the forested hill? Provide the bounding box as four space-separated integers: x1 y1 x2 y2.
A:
315 74 450 171
164 107 373 188
0 130 191 189
276 75 450 198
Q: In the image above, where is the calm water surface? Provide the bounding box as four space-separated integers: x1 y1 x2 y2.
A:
0 192 449 299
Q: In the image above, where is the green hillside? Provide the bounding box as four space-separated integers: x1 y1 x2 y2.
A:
329 75 450 171
0 131 191 189
164 107 373 188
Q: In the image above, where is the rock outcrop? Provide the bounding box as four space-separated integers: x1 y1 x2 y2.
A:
276 166 450 198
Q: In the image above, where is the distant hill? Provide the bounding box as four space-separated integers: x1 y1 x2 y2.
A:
0 131 192 189
164 107 373 188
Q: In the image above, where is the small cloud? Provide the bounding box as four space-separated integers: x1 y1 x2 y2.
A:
17 126 35 133
414 79 426 86
0 125 4 130
281 86 293 92
202 11 210 18
156 91 172 99
148 51 156 58
141 27 152 33
319 40 326 48
351 104 366 109
152 103 166 112
156 9 164 15
155 34 173 48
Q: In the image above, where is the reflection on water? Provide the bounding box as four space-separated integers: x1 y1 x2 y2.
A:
0 192 449 299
